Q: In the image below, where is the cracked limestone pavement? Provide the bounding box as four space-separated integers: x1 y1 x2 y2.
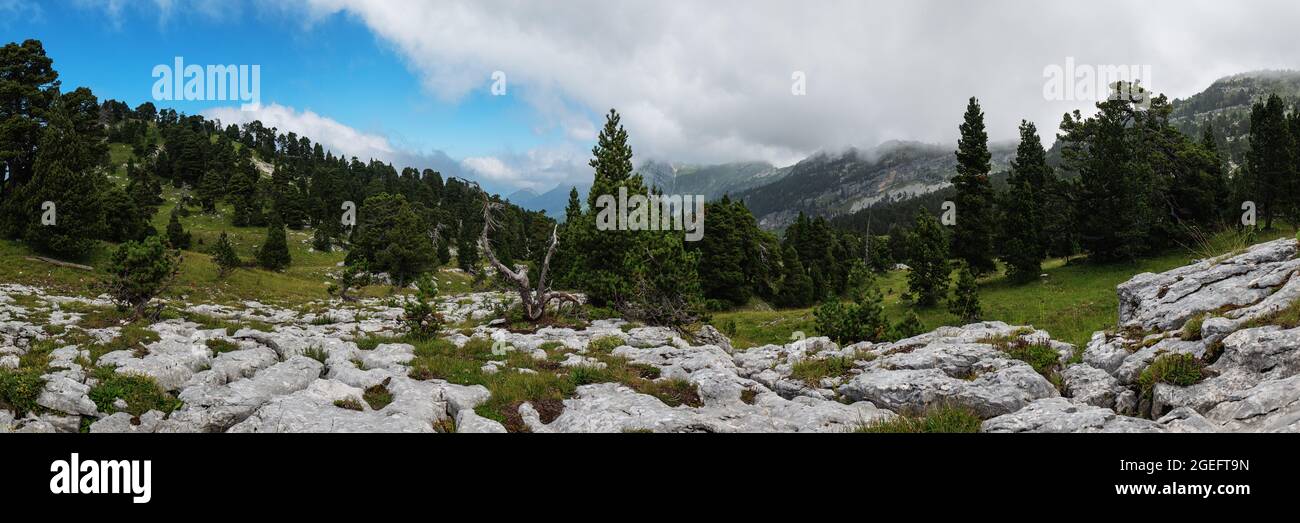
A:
2 237 1300 432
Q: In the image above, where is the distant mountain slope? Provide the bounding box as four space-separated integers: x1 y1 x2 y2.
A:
508 183 590 220
1169 70 1300 166
511 160 780 219
637 160 784 199
734 140 1014 230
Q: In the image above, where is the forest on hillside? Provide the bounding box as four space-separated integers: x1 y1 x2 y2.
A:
4 37 1300 348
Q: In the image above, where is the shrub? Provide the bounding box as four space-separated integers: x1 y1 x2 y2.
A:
302 345 329 367
328 259 372 302
402 274 443 341
1002 341 1061 377
165 210 191 250
947 262 981 323
789 356 855 386
630 378 702 407
363 379 393 410
720 318 738 337
257 215 291 271
1181 314 1207 341
88 369 181 416
587 335 624 354
1138 353 1204 398
856 403 981 433
814 295 888 345
334 397 363 411
891 310 925 340
204 338 240 355
104 236 181 319
0 368 46 416
212 231 241 278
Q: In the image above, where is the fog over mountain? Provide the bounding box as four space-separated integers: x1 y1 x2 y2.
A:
195 0 1300 195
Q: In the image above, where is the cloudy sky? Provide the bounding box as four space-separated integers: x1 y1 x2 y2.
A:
3 0 1298 194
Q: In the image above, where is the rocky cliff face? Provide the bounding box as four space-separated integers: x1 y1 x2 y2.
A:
3 238 1298 433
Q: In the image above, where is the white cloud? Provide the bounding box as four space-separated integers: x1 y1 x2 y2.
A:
0 0 41 24
285 0 1300 167
73 0 239 29
461 156 514 183
463 147 589 192
203 103 396 160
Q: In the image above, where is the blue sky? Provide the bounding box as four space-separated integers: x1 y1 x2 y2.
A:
3 0 1298 196
0 0 595 194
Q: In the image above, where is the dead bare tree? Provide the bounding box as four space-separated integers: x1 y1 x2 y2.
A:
479 198 581 321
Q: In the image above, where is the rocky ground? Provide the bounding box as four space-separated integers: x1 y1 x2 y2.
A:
2 238 1299 433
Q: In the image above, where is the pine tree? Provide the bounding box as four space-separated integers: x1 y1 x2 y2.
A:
1245 94 1293 229
867 235 892 272
1061 86 1153 261
999 120 1050 282
1200 123 1230 224
814 269 889 344
553 186 584 286
695 197 749 306
456 224 479 273
9 107 107 259
312 226 331 252
212 231 241 278
105 235 180 319
574 109 643 306
845 260 874 301
349 193 435 284
375 197 436 285
906 209 950 307
891 310 924 341
228 149 261 227
125 158 162 216
950 97 997 275
948 262 981 323
196 169 224 212
166 210 191 250
621 226 706 327
258 214 291 271
102 185 152 243
776 244 814 308
436 231 452 266
0 40 59 199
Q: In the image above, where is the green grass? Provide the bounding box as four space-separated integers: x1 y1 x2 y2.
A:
711 307 815 350
180 310 274 335
88 367 182 417
586 335 624 354
789 356 855 386
363 382 393 410
855 403 982 433
1181 313 1208 340
1245 297 1300 329
205 338 241 355
980 334 1061 378
86 321 161 362
0 167 480 306
716 227 1296 350
401 335 700 431
334 397 364 411
355 334 404 351
1137 353 1205 399
0 367 47 416
301 345 328 366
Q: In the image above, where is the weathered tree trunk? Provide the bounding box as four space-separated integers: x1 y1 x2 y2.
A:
479 199 580 321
